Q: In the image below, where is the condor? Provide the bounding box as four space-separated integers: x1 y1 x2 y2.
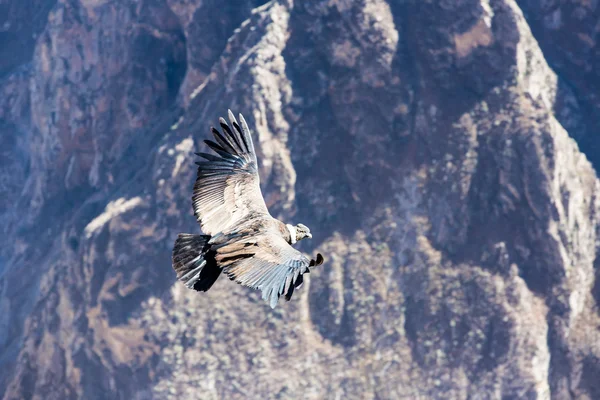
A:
172 110 323 308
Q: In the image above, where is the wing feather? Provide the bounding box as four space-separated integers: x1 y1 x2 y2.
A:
195 152 221 162
211 127 239 156
238 113 256 159
203 140 236 159
219 118 245 154
226 111 247 153
192 111 269 235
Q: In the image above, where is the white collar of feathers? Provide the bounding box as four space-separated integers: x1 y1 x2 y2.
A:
286 224 297 244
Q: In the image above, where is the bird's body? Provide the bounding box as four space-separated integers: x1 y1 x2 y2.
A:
172 110 323 308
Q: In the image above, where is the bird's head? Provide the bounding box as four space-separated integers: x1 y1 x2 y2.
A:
287 223 312 244
295 223 312 241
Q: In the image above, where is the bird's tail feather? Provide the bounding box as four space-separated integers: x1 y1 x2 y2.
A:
172 233 221 292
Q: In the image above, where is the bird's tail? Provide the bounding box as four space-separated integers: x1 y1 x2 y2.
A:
172 233 221 292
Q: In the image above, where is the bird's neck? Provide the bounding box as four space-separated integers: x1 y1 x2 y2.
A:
277 220 296 244
286 224 297 245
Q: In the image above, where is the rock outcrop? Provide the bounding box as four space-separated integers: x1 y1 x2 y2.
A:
1 0 599 399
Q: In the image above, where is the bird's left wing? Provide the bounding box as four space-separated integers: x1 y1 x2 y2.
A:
212 233 324 308
192 110 269 235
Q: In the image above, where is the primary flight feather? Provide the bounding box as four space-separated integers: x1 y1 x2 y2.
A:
172 110 323 308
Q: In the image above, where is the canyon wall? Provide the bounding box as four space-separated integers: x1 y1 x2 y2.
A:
1 0 600 399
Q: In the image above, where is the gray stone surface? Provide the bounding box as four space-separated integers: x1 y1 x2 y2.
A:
1 0 599 399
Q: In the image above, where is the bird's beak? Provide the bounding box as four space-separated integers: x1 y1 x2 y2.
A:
307 233 312 239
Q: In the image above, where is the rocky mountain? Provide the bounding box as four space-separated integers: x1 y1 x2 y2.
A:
1 0 600 399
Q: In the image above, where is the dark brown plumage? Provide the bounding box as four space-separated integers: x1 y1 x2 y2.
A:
172 110 323 308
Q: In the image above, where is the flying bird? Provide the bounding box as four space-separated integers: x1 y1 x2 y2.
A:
172 110 323 308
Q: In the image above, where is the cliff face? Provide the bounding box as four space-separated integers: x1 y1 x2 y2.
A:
1 0 600 399
517 0 600 168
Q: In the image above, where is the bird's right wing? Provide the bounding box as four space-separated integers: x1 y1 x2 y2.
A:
192 111 270 236
211 232 324 308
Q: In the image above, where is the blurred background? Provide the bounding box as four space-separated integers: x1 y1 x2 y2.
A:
1 0 600 399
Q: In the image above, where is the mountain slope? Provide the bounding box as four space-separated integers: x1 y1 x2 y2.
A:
1 0 599 399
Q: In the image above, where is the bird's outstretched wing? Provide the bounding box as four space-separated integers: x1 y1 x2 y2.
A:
192 110 269 235
211 232 324 308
